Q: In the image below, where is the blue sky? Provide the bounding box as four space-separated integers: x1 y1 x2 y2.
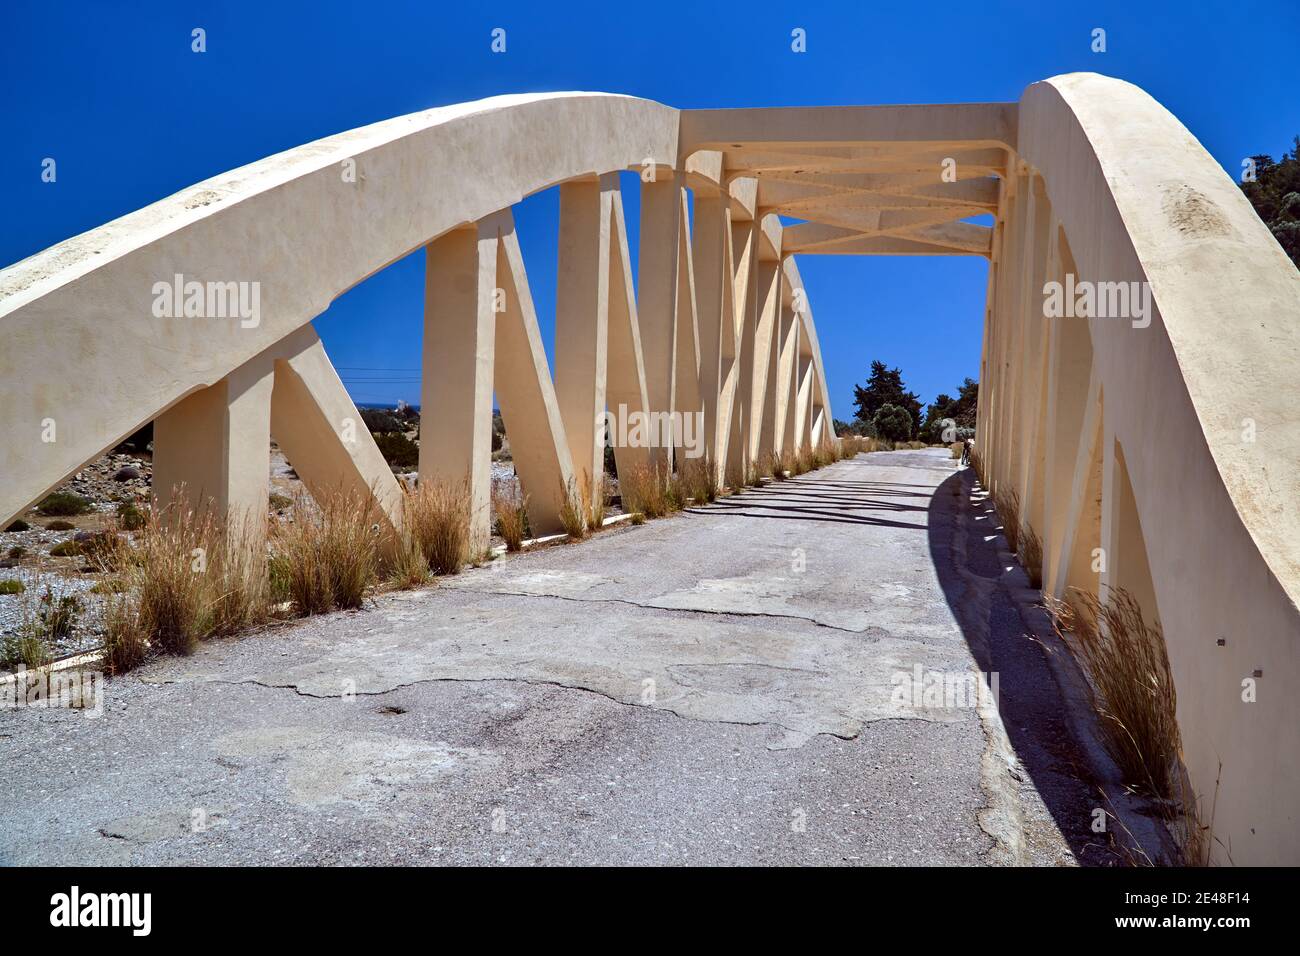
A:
3 1 1296 417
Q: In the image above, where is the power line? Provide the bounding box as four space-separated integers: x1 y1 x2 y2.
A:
334 366 421 372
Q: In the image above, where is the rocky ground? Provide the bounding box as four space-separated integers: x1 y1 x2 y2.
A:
0 452 155 663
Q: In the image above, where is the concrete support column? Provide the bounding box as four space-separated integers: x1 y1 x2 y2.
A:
1099 429 1160 625
692 192 729 478
1041 225 1095 588
555 177 612 490
1013 175 1053 524
153 350 275 536
1000 172 1035 493
794 348 813 453
780 314 801 455
991 173 1029 492
269 325 404 547
489 211 576 536
1046 370 1103 602
606 183 653 479
730 217 759 481
974 178 1009 461
673 194 703 466
754 258 783 462
421 224 497 554
983 214 1012 486
638 173 683 470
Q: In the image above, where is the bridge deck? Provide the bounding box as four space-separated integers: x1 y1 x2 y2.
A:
1 450 1113 865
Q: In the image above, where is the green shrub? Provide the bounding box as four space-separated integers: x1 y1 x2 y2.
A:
5 519 31 532
360 407 404 434
6 545 27 560
1 633 50 671
79 531 126 570
372 431 419 469
268 493 293 512
492 412 507 453
871 404 914 443
49 540 82 557
45 520 76 531
34 586 82 640
37 492 93 517
117 500 147 530
0 579 25 595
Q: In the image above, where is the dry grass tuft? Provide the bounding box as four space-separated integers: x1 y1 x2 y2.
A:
405 479 469 576
724 459 745 493
207 516 269 636
1046 586 1217 863
90 500 270 665
584 473 606 532
281 488 381 609
558 475 588 540
677 456 716 502
1046 587 1180 801
493 484 529 552
131 504 222 654
969 447 987 488
621 462 668 519
994 487 1021 553
664 468 686 512
1019 523 1044 589
101 591 148 674
793 447 815 475
703 456 720 501
387 535 432 590
774 449 795 479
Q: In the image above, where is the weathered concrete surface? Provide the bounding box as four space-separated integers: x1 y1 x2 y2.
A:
0 450 1115 865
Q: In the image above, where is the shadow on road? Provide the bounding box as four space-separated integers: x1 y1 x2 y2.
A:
678 457 941 530
927 466 1119 866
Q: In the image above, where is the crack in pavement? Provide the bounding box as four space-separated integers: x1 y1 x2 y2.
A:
443 583 877 635
144 672 886 743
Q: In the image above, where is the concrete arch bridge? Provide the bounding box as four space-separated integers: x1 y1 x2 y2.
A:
2 72 1298 864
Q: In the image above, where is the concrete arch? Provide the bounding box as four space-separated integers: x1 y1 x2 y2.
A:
0 93 679 524
0 92 838 539
992 73 1300 864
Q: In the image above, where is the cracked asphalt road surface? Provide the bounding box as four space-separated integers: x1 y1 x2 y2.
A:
0 450 1113 865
